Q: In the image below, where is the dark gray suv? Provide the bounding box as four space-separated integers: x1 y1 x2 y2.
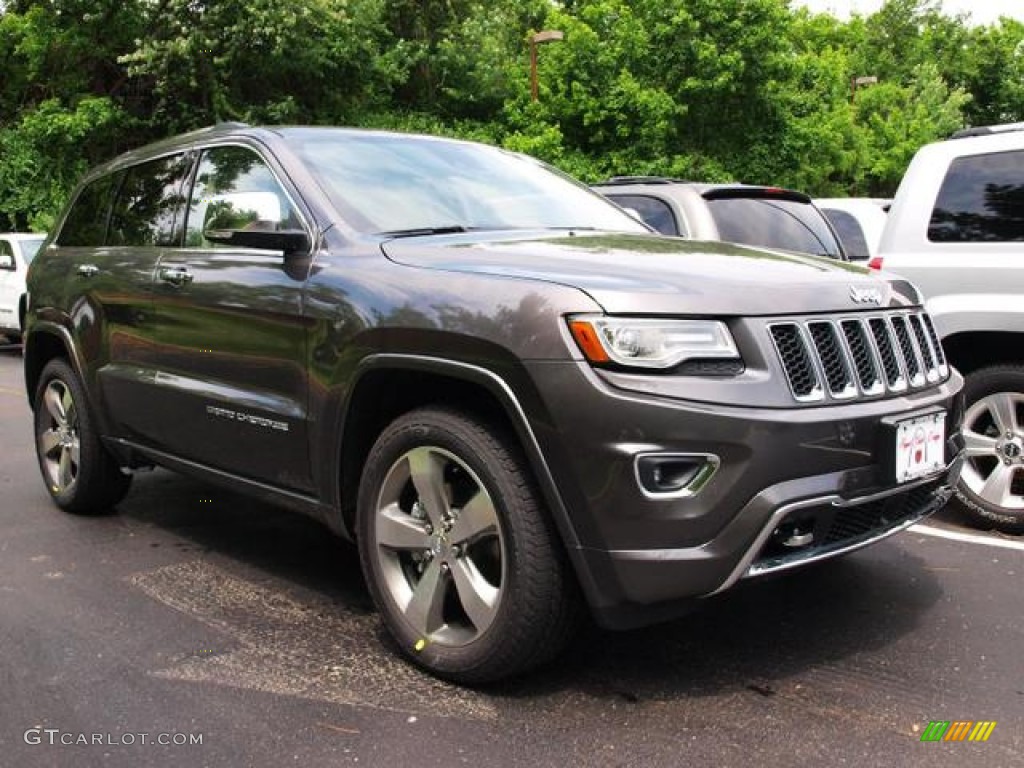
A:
25 125 964 683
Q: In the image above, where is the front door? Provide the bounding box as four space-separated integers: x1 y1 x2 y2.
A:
146 144 314 493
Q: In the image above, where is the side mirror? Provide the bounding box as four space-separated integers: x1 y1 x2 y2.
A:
204 228 310 253
0 253 14 270
199 190 308 253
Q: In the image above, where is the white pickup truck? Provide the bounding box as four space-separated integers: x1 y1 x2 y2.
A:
875 123 1024 532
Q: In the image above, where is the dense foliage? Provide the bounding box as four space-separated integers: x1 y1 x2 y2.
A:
1 0 1021 231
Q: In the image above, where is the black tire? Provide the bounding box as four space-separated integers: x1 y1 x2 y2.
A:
357 406 579 684
33 358 131 514
952 365 1024 534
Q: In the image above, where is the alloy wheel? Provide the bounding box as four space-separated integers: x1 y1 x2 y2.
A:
38 379 81 495
373 445 506 647
961 391 1024 510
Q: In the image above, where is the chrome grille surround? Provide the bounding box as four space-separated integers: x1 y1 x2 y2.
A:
770 310 949 403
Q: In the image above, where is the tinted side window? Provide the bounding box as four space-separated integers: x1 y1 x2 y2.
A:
185 146 299 248
822 208 870 260
109 154 193 247
928 150 1024 242
58 174 119 247
707 198 843 258
604 194 681 235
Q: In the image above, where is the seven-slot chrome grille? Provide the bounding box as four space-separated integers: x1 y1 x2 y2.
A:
769 311 948 403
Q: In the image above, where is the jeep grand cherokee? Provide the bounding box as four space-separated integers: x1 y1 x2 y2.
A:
25 124 964 683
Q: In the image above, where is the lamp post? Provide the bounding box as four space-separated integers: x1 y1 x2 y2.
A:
850 75 878 104
529 29 564 102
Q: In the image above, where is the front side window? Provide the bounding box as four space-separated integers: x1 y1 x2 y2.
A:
109 154 192 247
185 146 299 248
707 197 844 259
928 150 1024 242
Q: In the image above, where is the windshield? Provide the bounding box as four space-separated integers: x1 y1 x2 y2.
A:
19 237 45 262
286 131 648 236
706 198 844 259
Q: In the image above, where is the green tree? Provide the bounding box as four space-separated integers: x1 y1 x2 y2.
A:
120 0 401 130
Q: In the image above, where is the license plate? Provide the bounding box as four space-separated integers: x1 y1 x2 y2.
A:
895 411 946 483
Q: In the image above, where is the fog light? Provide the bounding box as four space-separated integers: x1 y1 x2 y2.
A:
772 520 815 549
635 454 719 498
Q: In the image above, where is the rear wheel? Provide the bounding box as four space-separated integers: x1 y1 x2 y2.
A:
953 365 1024 533
33 359 131 514
357 407 579 684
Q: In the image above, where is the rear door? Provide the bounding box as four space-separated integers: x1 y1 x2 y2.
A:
59 155 193 436
144 143 315 492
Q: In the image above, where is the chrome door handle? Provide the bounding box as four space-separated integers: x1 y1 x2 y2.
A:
77 264 99 278
158 266 193 286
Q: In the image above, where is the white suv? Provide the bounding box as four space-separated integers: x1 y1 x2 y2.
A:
0 233 46 342
876 123 1024 532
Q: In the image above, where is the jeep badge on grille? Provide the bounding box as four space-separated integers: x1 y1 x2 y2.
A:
850 286 883 305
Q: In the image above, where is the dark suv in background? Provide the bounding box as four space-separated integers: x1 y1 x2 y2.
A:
594 177 847 260
25 124 962 683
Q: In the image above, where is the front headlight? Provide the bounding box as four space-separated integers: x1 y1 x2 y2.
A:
568 316 740 369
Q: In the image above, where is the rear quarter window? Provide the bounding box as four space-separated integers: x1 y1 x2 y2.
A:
604 194 681 235
928 150 1024 242
822 208 871 260
57 175 119 247
707 197 843 258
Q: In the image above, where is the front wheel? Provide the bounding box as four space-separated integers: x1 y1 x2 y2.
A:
357 407 579 684
33 359 131 514
953 365 1024 533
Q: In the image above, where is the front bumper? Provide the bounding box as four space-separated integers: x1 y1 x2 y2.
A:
523 360 964 629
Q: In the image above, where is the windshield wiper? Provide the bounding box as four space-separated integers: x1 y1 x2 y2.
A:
379 225 470 238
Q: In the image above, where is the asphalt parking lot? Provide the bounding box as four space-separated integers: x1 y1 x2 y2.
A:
1 342 1021 768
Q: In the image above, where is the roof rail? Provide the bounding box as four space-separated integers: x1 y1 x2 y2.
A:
597 176 691 186
950 122 1024 139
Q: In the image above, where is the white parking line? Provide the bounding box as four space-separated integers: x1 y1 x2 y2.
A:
910 523 1024 552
